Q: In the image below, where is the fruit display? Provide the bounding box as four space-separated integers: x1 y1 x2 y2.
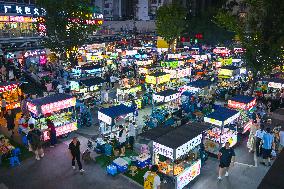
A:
36 112 75 130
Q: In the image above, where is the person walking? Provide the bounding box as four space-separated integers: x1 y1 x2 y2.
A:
255 125 266 157
261 128 274 166
128 121 136 151
27 124 44 160
247 120 259 153
69 137 84 172
5 110 15 138
118 125 126 156
143 165 161 189
217 142 235 180
110 74 116 89
47 119 57 147
0 98 6 118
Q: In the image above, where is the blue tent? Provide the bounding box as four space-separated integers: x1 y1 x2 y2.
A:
205 107 239 124
229 95 255 104
187 80 213 88
99 104 135 119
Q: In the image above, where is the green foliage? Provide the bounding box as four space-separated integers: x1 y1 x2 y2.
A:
215 0 284 75
156 3 187 46
36 0 99 54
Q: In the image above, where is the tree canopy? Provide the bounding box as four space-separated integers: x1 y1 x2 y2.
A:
156 3 187 47
36 0 99 57
215 0 284 75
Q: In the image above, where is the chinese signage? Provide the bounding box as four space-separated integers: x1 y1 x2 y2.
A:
6 102 20 110
176 134 202 159
218 69 233 76
0 4 46 16
27 102 38 115
24 49 46 58
0 15 36 22
161 61 179 68
167 53 181 59
153 93 180 103
176 159 201 189
145 74 171 84
136 60 153 66
153 141 174 160
98 111 112 125
228 98 256 110
0 83 19 93
43 122 77 141
268 82 284 89
213 47 230 55
41 97 76 115
163 68 191 79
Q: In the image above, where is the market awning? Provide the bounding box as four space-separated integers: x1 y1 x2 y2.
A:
258 149 284 189
187 80 213 88
153 89 180 103
78 77 105 86
98 104 135 125
204 107 240 127
26 94 76 115
228 95 256 110
153 123 209 159
0 81 20 93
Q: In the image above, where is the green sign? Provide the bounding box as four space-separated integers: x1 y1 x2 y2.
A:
160 61 179 68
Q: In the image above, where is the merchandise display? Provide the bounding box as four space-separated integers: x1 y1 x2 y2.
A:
0 82 22 110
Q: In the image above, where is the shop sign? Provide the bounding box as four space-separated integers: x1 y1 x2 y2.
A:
0 4 46 16
218 69 233 76
0 15 36 22
157 74 171 84
176 134 202 159
228 98 256 110
204 117 223 127
0 83 19 93
139 67 149 74
24 49 46 58
145 75 156 84
268 82 284 89
43 122 77 141
161 61 179 68
181 86 200 93
176 159 201 189
167 53 181 59
98 111 112 125
136 60 152 66
153 141 174 159
27 102 38 115
164 68 191 79
164 93 180 103
6 102 20 110
41 97 76 115
213 47 229 55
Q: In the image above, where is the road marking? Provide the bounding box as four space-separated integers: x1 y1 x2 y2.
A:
0 183 8 189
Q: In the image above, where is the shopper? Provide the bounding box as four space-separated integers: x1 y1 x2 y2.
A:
217 142 235 180
47 119 57 147
247 120 259 153
27 124 44 160
143 165 161 189
128 121 136 151
69 137 84 172
5 110 15 138
110 74 116 88
261 128 274 166
118 125 127 156
255 125 266 157
0 97 6 118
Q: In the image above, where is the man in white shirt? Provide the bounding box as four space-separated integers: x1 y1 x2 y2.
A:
128 122 136 151
143 165 161 189
255 125 266 157
28 115 36 126
118 125 126 156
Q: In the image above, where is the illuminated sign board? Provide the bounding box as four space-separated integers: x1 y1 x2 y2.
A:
176 134 202 159
43 122 77 141
24 49 46 58
268 82 284 89
0 4 46 16
0 15 37 22
153 141 174 159
0 83 19 93
41 97 76 115
163 68 191 78
153 92 180 103
228 98 256 110
161 61 179 68
145 74 171 84
98 111 112 125
176 159 201 189
218 69 233 76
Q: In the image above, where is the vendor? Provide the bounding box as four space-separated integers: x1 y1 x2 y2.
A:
118 125 127 157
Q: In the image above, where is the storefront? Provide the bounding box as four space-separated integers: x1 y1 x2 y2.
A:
228 95 256 134
0 82 22 111
203 107 240 155
98 104 135 136
152 123 208 189
26 94 77 141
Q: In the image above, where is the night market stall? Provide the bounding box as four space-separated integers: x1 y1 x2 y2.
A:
255 78 284 98
71 64 104 78
98 104 135 136
203 107 240 155
152 123 209 189
145 72 171 92
116 86 143 109
0 82 22 111
26 94 77 141
227 95 256 133
180 80 214 97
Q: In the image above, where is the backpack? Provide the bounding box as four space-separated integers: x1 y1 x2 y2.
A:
144 172 156 189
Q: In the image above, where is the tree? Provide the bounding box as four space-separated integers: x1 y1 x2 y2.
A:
156 3 187 49
215 0 284 76
36 0 99 66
